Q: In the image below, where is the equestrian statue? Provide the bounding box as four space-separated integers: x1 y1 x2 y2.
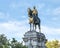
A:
28 6 41 32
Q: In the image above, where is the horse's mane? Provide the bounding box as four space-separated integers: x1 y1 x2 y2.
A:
28 9 32 17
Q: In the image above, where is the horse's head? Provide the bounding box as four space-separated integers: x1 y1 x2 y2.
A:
28 8 32 18
28 8 31 14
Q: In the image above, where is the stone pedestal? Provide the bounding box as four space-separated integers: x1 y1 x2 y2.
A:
23 30 47 48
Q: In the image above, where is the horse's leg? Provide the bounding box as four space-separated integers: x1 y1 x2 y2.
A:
35 24 36 31
38 18 41 32
33 23 34 30
30 23 31 31
38 23 41 32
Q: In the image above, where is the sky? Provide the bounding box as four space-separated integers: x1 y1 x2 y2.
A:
0 0 60 42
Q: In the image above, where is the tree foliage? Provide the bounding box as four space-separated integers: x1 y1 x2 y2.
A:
46 40 60 48
0 34 60 48
0 34 10 48
0 34 27 48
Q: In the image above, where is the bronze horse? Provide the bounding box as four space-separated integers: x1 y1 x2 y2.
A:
28 8 41 32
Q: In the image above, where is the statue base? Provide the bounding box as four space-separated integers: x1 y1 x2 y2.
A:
23 30 47 48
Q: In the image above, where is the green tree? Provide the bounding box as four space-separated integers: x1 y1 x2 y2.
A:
46 41 52 48
52 40 59 48
11 38 27 48
15 42 27 48
0 34 10 48
46 40 59 48
11 38 17 48
0 34 28 48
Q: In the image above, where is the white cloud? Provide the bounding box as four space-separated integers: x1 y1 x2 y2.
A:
48 7 60 16
0 20 29 41
41 26 60 40
41 26 60 34
0 20 60 41
36 25 60 40
53 7 60 16
40 7 60 21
